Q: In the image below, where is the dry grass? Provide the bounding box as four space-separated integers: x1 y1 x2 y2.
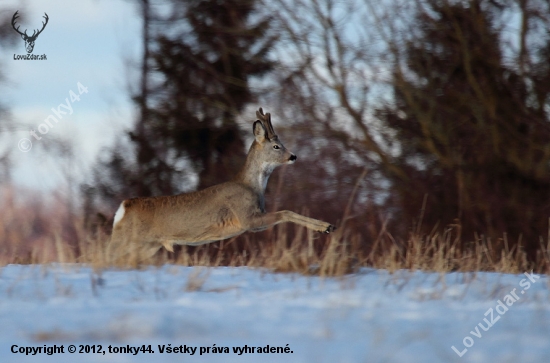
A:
1 185 549 276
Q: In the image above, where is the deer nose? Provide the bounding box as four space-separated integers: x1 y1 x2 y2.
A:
289 154 297 162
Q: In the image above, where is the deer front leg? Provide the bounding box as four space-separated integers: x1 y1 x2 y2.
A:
247 210 336 233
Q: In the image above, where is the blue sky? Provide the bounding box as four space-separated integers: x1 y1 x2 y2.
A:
2 0 142 192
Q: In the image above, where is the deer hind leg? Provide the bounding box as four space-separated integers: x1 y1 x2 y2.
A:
109 239 162 267
248 210 335 233
108 227 162 267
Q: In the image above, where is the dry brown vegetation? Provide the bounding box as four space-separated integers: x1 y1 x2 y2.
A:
2 185 549 276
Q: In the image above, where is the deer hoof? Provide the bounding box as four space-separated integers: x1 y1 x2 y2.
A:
324 225 336 234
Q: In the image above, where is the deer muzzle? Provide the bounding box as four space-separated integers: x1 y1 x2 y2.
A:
288 154 297 163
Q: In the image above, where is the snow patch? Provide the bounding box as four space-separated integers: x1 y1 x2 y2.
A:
0 265 548 363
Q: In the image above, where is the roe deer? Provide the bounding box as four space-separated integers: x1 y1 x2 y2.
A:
108 108 335 263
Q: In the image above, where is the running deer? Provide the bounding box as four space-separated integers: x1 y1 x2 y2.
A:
108 108 335 263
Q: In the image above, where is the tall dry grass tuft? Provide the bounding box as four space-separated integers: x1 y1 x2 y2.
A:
1 184 549 276
0 185 81 265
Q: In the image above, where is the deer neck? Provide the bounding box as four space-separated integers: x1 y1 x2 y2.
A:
235 146 276 195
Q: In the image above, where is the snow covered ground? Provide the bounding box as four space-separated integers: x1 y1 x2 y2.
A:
0 264 549 363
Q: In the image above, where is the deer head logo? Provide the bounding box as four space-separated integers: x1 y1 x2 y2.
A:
11 11 49 54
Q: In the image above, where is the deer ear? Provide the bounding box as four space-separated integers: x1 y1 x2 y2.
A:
253 121 267 142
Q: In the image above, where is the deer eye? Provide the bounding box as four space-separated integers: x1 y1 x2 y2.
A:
272 145 280 150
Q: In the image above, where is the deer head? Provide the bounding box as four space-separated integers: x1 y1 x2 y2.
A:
252 107 297 170
12 11 49 54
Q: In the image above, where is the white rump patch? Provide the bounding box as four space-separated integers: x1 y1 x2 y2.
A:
113 203 125 226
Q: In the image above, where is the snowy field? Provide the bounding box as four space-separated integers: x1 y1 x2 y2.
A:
0 264 549 363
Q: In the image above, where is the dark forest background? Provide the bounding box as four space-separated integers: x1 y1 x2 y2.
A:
2 0 550 266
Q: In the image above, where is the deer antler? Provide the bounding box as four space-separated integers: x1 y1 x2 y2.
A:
11 11 49 40
256 108 277 139
32 13 49 39
11 11 25 37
